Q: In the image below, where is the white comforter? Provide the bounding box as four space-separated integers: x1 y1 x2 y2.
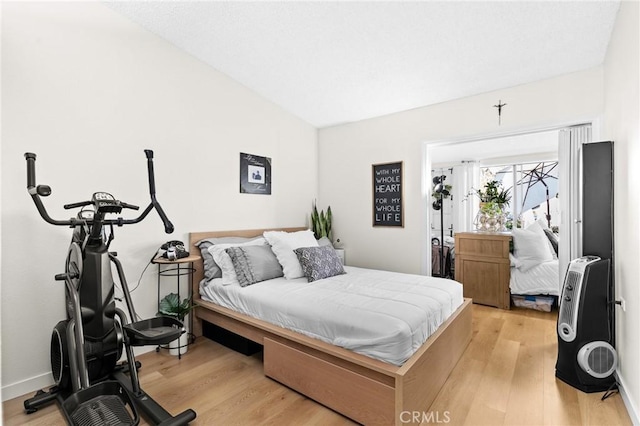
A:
200 266 463 366
510 260 560 296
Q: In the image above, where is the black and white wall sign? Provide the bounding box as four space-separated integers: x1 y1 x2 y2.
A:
240 152 272 195
372 161 403 227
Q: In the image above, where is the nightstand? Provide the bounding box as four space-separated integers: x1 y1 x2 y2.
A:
454 232 511 309
152 253 201 357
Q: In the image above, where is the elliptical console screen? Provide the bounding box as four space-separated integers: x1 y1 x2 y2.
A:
92 192 121 213
93 192 114 201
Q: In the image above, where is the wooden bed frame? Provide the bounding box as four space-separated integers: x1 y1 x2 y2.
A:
189 228 472 426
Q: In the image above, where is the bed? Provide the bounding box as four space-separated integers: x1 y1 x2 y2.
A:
189 228 472 426
509 221 561 310
510 259 560 296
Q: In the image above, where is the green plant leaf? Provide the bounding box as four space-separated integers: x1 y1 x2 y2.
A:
312 201 323 239
310 202 333 240
158 292 193 321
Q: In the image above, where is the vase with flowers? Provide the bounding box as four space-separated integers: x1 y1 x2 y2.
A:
470 180 511 232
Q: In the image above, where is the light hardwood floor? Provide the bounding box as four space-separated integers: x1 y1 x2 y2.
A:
3 305 632 425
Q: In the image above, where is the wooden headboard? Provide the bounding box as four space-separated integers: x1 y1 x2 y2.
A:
189 227 307 309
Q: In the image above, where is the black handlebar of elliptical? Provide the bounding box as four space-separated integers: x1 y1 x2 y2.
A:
25 152 36 189
25 150 174 233
154 200 174 233
63 201 139 211
120 202 140 211
145 149 156 194
63 200 93 210
145 150 174 233
25 153 79 226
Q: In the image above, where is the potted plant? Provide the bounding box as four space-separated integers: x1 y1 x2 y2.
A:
469 180 511 232
473 180 511 205
311 201 332 241
310 201 345 262
158 292 194 356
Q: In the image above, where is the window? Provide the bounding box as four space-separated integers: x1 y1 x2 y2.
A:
479 161 559 230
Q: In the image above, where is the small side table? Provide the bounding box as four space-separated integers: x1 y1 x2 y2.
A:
152 254 201 358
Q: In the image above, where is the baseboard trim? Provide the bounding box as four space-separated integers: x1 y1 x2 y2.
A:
616 370 639 425
1 373 54 402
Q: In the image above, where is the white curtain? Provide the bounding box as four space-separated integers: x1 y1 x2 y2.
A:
558 124 592 289
452 161 478 233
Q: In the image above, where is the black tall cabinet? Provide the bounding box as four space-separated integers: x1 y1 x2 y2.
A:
581 140 615 346
582 141 614 263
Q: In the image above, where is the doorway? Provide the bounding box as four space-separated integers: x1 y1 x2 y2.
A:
423 123 594 291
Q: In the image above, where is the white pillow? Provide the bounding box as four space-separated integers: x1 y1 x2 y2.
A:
527 220 557 259
512 227 553 272
263 230 319 279
207 237 267 285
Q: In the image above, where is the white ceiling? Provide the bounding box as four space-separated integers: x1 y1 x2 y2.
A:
431 129 560 167
106 1 620 128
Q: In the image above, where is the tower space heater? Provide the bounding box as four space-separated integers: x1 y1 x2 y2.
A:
556 256 617 392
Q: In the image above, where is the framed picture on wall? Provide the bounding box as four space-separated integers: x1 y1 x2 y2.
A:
372 161 403 227
240 152 272 195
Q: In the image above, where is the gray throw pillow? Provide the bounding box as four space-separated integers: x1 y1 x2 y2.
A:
294 245 346 282
543 228 559 255
196 237 262 281
226 245 284 287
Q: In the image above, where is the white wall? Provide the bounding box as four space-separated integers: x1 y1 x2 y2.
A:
0 2 317 400
603 1 640 422
318 67 603 274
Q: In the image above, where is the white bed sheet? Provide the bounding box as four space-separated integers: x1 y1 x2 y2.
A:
199 266 463 366
510 260 560 296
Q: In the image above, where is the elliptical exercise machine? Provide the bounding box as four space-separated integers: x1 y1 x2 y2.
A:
23 150 196 425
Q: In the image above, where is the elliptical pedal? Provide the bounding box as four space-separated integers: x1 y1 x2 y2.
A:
70 394 135 426
124 317 184 347
62 381 139 426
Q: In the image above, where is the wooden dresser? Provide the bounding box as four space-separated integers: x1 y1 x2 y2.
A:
454 231 511 309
